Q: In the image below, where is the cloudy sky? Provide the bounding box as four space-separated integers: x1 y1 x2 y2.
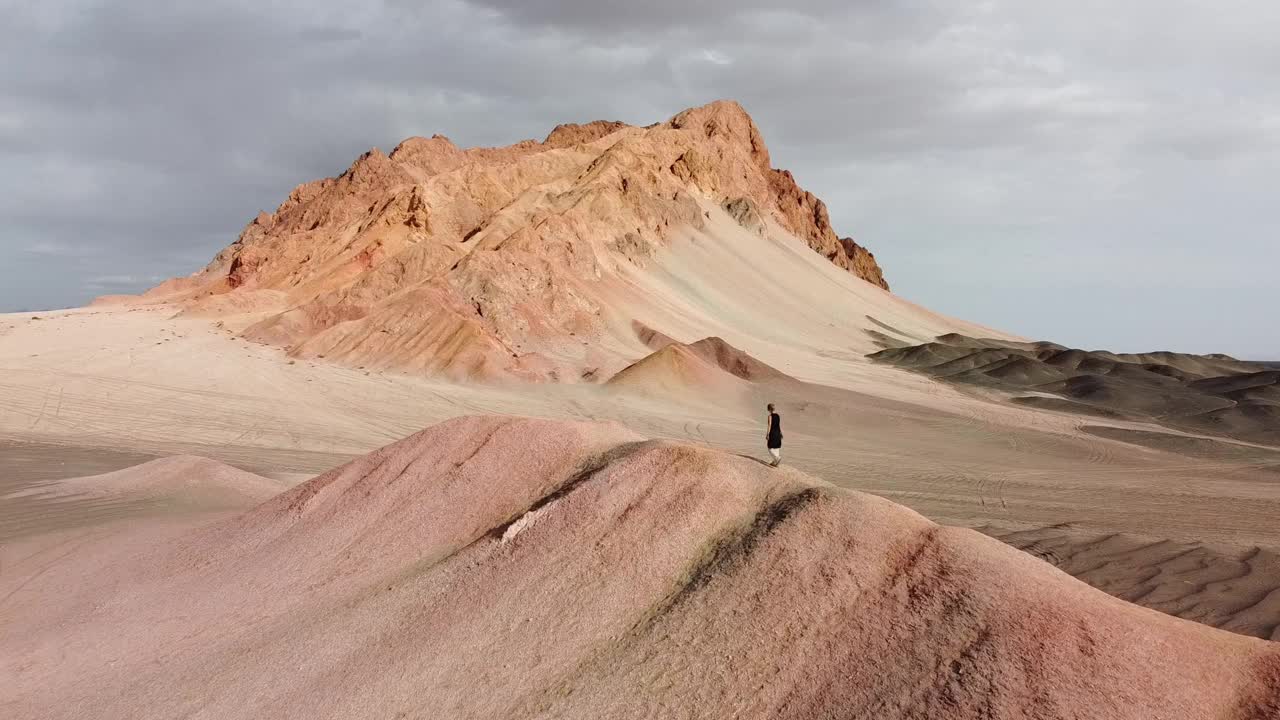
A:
2 1 1277 357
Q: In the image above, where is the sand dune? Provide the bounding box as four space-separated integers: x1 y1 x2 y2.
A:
607 336 792 400
0 442 164 542
981 524 1280 640
607 342 754 399
0 450 288 542
6 304 1280 642
3 416 1278 719
11 456 284 503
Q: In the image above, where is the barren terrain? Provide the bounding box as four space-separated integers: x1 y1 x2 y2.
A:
3 100 1278 717
4 417 1278 719
4 242 1279 641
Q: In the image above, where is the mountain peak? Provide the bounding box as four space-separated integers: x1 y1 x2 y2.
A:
543 120 630 148
121 101 890 380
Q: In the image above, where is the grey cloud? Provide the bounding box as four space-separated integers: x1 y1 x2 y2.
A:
1 0 1276 357
457 0 855 32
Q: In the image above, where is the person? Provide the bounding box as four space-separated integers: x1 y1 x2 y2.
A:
765 403 783 467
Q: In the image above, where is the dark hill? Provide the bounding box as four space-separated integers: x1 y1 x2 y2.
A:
871 337 1280 446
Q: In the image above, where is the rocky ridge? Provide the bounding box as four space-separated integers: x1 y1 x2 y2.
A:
122 101 888 380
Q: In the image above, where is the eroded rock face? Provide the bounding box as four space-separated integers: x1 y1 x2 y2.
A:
543 120 630 148
839 236 888 290
129 101 890 379
723 197 766 235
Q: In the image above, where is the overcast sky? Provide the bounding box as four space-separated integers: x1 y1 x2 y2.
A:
2 1 1277 357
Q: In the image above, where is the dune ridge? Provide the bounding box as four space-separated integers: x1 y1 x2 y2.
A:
607 335 793 398
3 416 1278 719
0 450 289 541
8 455 285 505
980 523 1280 641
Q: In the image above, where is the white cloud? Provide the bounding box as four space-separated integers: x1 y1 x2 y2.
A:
699 49 732 66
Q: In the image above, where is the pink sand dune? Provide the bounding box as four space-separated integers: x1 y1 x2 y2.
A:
3 416 1278 719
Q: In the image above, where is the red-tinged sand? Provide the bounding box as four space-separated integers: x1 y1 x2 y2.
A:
3 416 1278 719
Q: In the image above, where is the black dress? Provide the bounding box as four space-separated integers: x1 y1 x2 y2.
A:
767 412 783 449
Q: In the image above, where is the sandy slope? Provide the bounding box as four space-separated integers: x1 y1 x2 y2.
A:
3 204 1280 644
0 453 289 543
3 416 1277 720
10 455 287 508
0 207 1008 458
981 524 1280 641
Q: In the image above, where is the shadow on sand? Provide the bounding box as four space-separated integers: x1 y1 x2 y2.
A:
733 453 777 468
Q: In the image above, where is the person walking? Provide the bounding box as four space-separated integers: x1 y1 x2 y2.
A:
765 403 783 467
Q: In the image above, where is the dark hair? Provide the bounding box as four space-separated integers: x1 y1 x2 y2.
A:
767 403 775 411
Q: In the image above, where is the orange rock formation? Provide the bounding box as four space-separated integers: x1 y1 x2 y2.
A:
122 101 889 380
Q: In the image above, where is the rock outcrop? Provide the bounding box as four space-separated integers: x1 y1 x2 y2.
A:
125 101 890 380
840 236 888 290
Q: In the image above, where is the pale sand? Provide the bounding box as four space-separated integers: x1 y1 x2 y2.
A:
981 523 1280 640
0 441 164 541
2 417 1277 719
2 216 1279 644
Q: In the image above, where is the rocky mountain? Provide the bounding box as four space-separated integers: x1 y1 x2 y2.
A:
120 101 889 381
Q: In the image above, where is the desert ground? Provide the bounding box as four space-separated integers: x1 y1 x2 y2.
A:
3 102 1278 716
4 416 1278 719
4 233 1280 641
